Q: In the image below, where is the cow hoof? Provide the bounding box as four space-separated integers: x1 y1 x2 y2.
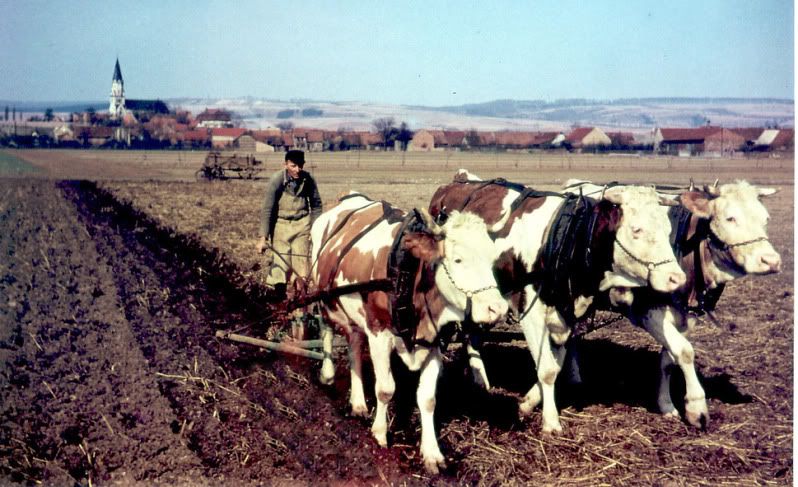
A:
351 404 369 418
423 454 446 475
319 370 335 386
472 372 491 391
372 431 388 448
686 410 709 431
662 410 680 420
542 422 563 435
685 398 709 430
518 400 534 417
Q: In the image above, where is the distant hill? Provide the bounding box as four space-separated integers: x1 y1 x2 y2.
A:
426 98 794 129
0 100 106 113
171 97 793 132
4 97 792 132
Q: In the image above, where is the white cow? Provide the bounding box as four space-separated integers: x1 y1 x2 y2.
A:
429 171 686 433
311 193 507 473
563 179 781 427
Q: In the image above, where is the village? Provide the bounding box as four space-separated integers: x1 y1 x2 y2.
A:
0 59 793 156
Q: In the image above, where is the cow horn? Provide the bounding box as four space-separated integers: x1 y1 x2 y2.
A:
416 208 444 238
688 178 695 191
703 179 721 197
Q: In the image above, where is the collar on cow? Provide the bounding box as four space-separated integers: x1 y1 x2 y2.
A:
669 209 727 317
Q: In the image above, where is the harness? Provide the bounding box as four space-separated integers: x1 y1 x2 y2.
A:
317 197 497 352
444 178 676 326
536 192 600 324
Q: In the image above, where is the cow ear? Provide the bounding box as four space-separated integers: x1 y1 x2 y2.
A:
602 187 625 205
403 233 440 261
757 187 778 197
658 195 680 207
678 191 713 218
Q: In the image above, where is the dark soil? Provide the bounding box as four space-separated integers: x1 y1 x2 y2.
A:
0 175 792 486
0 180 416 486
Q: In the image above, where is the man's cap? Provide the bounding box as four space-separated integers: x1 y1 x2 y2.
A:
285 150 305 165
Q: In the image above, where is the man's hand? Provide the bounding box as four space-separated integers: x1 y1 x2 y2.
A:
256 236 269 254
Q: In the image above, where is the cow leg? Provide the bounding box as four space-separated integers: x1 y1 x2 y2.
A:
466 333 491 390
641 306 708 429
319 320 335 385
417 348 446 474
367 330 396 447
518 299 563 433
348 330 369 417
657 348 679 418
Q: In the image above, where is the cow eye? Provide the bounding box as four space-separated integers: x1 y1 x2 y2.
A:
454 258 463 264
726 216 736 223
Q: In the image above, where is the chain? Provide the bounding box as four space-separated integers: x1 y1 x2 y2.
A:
614 237 675 269
440 260 498 298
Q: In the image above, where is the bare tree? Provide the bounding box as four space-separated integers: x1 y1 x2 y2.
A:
372 117 395 148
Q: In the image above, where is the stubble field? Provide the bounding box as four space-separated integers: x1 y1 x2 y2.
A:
0 149 793 486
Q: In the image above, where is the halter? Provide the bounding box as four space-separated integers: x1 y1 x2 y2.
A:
439 259 499 323
613 237 676 282
708 230 769 252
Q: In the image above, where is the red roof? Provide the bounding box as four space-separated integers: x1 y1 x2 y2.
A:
658 127 719 142
530 132 559 145
210 127 247 138
196 108 232 122
771 128 794 148
729 128 764 141
181 130 210 142
565 127 594 143
607 131 635 145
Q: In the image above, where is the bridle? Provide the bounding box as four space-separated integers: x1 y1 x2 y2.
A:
614 236 676 282
439 258 499 322
708 231 770 252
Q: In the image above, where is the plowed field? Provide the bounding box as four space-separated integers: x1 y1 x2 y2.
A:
1 150 792 485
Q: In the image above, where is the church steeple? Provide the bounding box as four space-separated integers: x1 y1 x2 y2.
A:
109 58 125 118
112 58 123 83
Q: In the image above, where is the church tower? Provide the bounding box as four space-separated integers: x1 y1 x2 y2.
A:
109 58 125 118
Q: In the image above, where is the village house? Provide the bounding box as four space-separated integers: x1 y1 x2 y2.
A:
703 128 746 155
179 129 211 148
210 127 247 148
195 108 234 128
564 127 612 150
408 129 435 151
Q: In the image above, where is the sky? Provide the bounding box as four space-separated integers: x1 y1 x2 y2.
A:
0 0 794 106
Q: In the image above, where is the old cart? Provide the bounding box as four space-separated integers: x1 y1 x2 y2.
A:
196 151 264 181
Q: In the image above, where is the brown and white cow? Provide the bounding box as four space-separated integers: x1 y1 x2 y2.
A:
428 170 686 434
563 179 781 428
311 192 507 473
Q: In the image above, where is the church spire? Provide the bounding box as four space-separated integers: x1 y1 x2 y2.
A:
113 58 123 82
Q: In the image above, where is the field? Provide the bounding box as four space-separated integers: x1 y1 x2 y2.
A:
0 149 793 485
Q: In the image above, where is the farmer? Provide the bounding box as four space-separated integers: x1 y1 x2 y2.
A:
256 149 322 298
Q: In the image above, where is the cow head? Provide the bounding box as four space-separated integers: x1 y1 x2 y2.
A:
679 180 781 275
603 186 687 293
405 209 508 325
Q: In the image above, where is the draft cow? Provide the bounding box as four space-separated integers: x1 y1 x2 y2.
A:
311 192 507 473
428 170 686 434
563 179 781 427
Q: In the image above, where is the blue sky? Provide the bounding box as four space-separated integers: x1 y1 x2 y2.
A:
0 0 793 106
